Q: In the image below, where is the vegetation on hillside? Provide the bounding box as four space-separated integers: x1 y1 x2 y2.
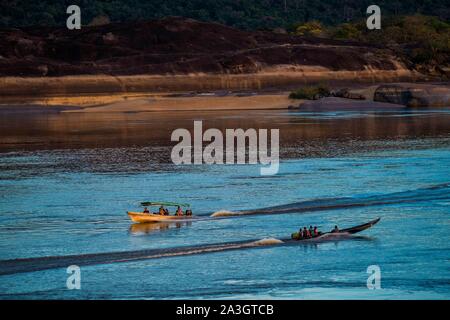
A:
294 20 325 37
0 2 448 75
291 15 450 70
1 0 449 30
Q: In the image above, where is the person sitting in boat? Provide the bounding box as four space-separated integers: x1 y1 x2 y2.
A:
143 207 150 214
159 206 166 215
331 225 339 233
297 228 304 240
185 209 192 216
309 225 314 236
302 227 311 239
175 206 183 216
313 226 319 237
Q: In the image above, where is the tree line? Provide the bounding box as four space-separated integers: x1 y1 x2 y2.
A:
1 0 449 29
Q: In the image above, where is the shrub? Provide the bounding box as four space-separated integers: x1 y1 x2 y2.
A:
295 21 326 37
331 22 362 40
289 85 330 100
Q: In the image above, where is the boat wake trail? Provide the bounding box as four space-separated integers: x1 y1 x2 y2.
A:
0 233 371 276
211 210 238 217
211 183 450 217
0 238 284 276
2 184 446 276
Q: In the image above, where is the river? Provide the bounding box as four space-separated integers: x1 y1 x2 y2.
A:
0 106 449 299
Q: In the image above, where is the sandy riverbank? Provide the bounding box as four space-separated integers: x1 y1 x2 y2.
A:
62 83 406 113
62 94 297 113
1 88 407 114
0 68 421 102
0 68 423 112
0 78 413 113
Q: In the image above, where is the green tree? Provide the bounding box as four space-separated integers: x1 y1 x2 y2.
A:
331 22 364 40
295 20 325 37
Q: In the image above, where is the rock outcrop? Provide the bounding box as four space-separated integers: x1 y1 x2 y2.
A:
333 88 366 100
0 17 414 78
374 84 450 107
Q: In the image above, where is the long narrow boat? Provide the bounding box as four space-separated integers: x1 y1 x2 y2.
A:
291 217 380 241
338 217 381 234
127 201 195 223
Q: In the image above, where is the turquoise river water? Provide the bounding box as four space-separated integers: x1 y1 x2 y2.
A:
0 107 449 299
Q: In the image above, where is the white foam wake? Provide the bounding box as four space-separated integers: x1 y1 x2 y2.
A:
250 238 284 246
210 210 240 217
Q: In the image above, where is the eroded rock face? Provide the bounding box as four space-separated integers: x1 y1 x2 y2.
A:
374 84 450 107
0 17 409 77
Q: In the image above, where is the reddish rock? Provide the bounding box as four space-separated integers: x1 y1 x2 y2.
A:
0 17 406 77
374 84 450 107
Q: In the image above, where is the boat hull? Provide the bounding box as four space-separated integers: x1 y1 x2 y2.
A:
338 217 381 234
291 218 380 241
127 211 194 223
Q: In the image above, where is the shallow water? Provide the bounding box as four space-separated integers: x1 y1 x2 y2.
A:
0 107 449 299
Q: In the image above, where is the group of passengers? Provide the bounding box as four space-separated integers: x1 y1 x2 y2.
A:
297 225 321 239
173 206 193 216
142 205 192 216
296 224 340 240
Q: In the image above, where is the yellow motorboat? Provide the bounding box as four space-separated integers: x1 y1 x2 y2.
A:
127 201 194 223
127 211 195 223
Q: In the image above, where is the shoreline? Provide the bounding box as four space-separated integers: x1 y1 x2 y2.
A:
0 68 422 98
0 71 444 112
62 93 297 113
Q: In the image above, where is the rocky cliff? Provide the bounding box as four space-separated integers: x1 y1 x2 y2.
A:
0 17 425 97
0 17 416 77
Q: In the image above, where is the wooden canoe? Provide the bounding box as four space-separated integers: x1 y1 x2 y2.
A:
291 218 380 240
